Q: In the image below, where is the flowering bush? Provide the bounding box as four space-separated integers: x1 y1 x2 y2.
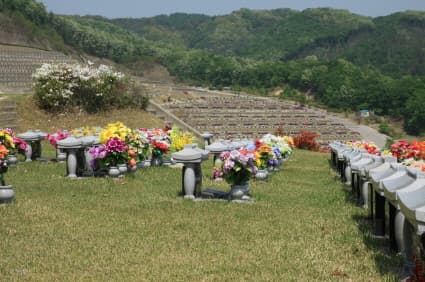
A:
33 63 149 113
218 149 257 185
294 130 319 151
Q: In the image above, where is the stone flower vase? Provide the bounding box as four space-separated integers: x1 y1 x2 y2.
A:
0 185 15 204
108 166 120 178
7 155 18 167
255 169 268 181
229 182 250 200
151 155 163 167
118 164 128 175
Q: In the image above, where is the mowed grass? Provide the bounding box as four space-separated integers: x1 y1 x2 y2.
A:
0 146 403 281
9 94 163 132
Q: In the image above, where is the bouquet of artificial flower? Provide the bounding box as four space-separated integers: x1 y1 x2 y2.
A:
219 148 257 185
47 129 71 147
0 143 9 185
151 140 169 158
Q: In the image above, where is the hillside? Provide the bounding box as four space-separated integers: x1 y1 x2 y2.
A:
0 1 67 52
1 0 425 135
110 8 425 76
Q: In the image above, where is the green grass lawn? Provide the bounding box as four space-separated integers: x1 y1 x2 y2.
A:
0 146 403 281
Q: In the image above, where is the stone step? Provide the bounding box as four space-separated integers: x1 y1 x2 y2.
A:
0 112 17 118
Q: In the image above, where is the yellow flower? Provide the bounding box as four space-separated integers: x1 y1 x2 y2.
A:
99 122 132 144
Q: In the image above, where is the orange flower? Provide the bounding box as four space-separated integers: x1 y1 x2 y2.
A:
128 150 136 158
0 144 9 159
128 158 136 167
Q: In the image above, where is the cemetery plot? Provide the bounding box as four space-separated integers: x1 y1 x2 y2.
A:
159 91 361 146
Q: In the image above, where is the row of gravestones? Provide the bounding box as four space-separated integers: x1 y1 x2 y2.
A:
330 141 425 279
163 97 360 143
6 130 280 204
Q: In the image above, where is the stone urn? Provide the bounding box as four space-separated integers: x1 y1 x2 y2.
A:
7 155 18 167
229 182 250 200
118 164 128 175
108 166 120 178
255 169 268 181
150 156 163 167
144 159 151 167
0 185 14 204
136 161 145 169
129 165 138 173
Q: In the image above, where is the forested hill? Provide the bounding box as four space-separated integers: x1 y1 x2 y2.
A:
109 8 425 76
1 0 425 136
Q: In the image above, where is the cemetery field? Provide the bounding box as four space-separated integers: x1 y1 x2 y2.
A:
0 147 403 281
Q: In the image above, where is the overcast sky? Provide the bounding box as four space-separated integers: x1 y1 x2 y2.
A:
36 0 425 19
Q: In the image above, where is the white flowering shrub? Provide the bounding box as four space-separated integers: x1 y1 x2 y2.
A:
33 63 148 113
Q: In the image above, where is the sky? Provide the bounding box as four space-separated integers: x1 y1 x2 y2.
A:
36 0 425 19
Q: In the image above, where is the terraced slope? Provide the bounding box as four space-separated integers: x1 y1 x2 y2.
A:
148 84 361 146
0 44 77 93
0 97 18 130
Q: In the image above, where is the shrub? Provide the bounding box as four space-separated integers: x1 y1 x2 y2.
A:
378 122 395 137
294 130 319 151
33 63 149 113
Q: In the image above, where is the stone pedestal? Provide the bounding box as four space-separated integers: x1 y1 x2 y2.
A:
206 142 229 167
57 137 83 178
172 144 209 199
201 132 213 148
17 130 47 162
57 135 100 178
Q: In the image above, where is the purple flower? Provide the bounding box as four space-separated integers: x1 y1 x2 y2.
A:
89 145 107 159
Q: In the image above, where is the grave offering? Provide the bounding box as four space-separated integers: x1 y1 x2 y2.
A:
172 144 209 199
17 130 47 162
203 147 257 202
0 129 15 204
